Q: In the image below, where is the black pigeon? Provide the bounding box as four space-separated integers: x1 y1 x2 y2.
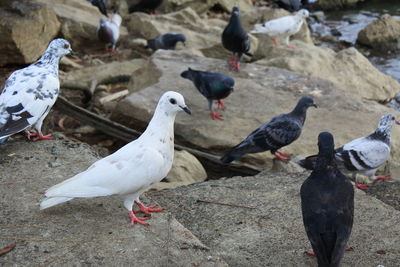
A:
87 0 108 17
129 0 163 14
220 96 317 163
276 0 301 11
180 68 234 120
222 6 252 71
146 33 186 51
301 132 354 267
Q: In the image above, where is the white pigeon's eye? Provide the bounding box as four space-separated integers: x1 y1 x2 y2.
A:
169 98 177 104
63 44 69 49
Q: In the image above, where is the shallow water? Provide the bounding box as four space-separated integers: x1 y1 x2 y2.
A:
315 0 400 81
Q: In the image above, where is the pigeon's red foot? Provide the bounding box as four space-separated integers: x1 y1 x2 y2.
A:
150 11 160 15
228 57 240 71
272 37 278 46
210 111 224 120
355 182 369 190
304 247 353 257
134 202 164 215
277 150 292 158
26 132 54 141
216 100 226 110
371 175 391 184
286 44 295 49
128 211 149 226
273 153 289 162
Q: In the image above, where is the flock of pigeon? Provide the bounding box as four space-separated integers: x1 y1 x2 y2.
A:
0 1 396 266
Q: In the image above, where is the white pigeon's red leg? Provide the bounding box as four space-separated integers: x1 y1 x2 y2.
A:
134 201 164 215
27 132 54 141
355 181 369 190
304 247 353 257
128 211 149 226
210 111 224 120
371 175 391 184
286 44 295 49
272 37 278 46
216 100 225 110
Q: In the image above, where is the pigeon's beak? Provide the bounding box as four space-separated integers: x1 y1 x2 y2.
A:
181 106 191 115
183 42 186 47
312 103 318 108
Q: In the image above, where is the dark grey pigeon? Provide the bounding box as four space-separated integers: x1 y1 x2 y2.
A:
180 68 234 120
299 113 399 190
220 96 317 163
222 6 252 71
0 39 72 144
129 0 163 14
97 13 122 52
146 33 186 51
277 0 301 11
301 132 354 267
87 0 107 17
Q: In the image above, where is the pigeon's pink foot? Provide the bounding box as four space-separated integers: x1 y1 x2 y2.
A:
355 182 369 190
150 11 160 15
233 61 240 71
210 111 224 120
371 175 391 184
286 45 295 49
304 247 353 257
273 153 289 162
216 100 226 110
128 211 149 226
272 37 278 46
277 150 292 158
134 202 164 215
27 132 54 141
228 56 240 71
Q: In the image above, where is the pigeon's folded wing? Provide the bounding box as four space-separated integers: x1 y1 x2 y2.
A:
44 146 166 198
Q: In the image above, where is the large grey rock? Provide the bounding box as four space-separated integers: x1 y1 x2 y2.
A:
357 14 400 52
112 49 400 171
0 136 227 266
159 0 253 14
0 0 61 66
315 0 366 10
256 40 399 101
150 171 400 266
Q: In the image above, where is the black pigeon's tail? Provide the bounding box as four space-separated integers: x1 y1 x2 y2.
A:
220 141 258 164
298 154 318 170
244 51 253 57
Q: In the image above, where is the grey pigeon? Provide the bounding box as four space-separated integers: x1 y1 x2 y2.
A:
86 0 107 17
180 68 234 120
146 33 186 51
0 39 72 144
129 0 163 14
301 132 354 267
277 0 301 11
222 6 252 71
97 12 122 52
40 92 191 226
299 114 399 190
220 96 317 163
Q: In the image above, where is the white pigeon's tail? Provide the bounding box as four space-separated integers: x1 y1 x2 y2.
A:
40 197 73 210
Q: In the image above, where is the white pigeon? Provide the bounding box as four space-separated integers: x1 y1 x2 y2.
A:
335 114 398 190
97 12 122 52
40 91 191 226
251 9 309 48
0 38 72 144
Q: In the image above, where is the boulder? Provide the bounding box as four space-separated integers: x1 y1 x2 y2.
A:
0 0 60 66
111 49 400 171
357 14 400 52
256 40 399 101
159 0 253 14
315 0 366 10
36 0 128 51
152 150 208 190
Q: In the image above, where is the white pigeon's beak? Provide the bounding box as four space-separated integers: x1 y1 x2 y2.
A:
180 106 191 115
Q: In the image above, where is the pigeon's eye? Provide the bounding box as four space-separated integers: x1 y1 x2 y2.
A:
63 44 69 49
169 98 177 105
392 117 395 120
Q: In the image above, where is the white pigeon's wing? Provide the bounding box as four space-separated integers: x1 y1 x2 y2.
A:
337 136 390 170
264 16 298 36
44 146 167 198
0 66 59 137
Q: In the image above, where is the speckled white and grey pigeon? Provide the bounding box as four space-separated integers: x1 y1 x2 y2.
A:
251 9 309 48
97 12 122 52
300 114 399 190
40 91 191 226
0 38 72 144
221 96 317 163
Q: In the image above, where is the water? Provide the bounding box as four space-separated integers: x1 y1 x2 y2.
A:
312 0 400 81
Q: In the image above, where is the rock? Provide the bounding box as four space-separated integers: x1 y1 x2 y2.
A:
160 0 253 14
150 171 400 266
0 0 61 66
357 14 400 52
256 40 399 101
62 59 146 84
36 0 128 51
0 137 227 266
111 49 400 170
152 150 207 190
315 0 366 10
